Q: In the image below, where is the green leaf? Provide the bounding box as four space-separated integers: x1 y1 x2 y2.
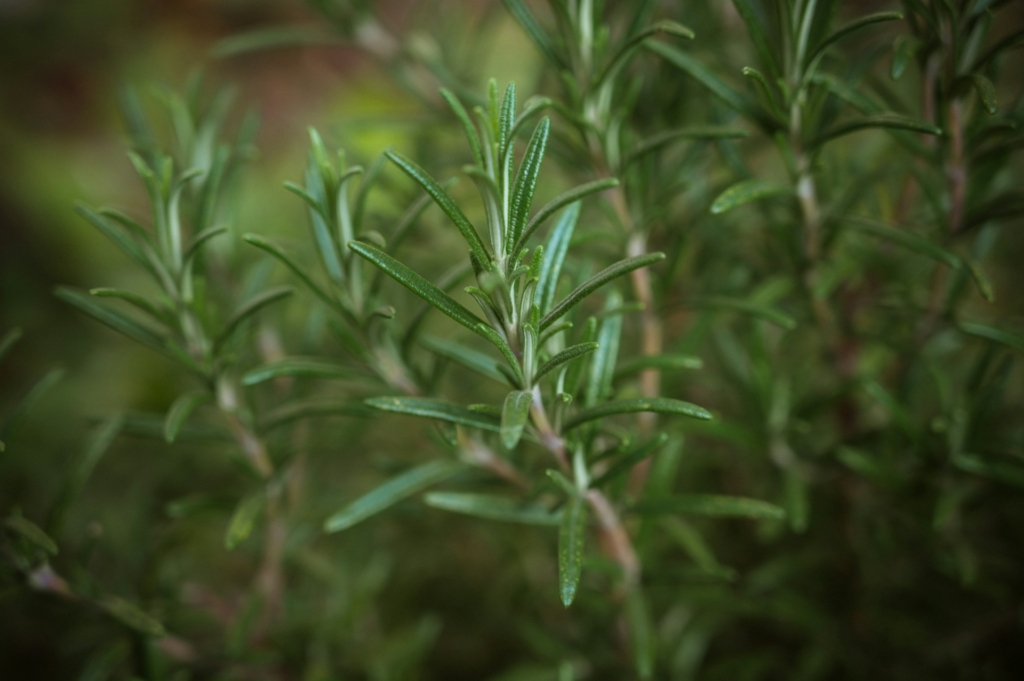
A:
503 0 564 67
423 492 562 525
4 515 58 555
0 367 64 443
475 323 526 387
536 342 600 382
558 496 587 607
634 495 786 520
365 396 501 432
508 118 550 249
731 0 782 78
48 415 123 535
710 179 793 214
88 288 173 327
592 434 669 487
686 295 797 329
541 253 665 330
625 588 654 680
959 322 1024 354
164 391 210 443
564 398 712 431
536 203 579 315
648 40 774 129
216 286 293 350
243 234 340 312
585 293 623 407
806 12 903 68
211 25 339 58
970 74 997 114
501 390 533 449
614 353 703 378
627 126 749 165
596 20 695 86
225 493 265 549
261 398 368 431
812 113 942 147
440 88 484 167
517 179 617 253
891 35 920 80
324 459 466 532
420 335 507 384
546 469 577 497
844 217 961 269
386 151 491 265
75 204 156 279
56 287 171 358
242 357 356 386
0 327 22 364
99 595 166 637
350 241 489 339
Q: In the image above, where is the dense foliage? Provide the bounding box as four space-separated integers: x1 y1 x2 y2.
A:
2 1 1024 679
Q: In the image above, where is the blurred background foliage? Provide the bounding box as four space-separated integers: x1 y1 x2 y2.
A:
2 0 1024 679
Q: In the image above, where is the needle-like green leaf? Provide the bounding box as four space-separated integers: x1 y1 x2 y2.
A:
225 493 264 549
633 495 785 519
516 178 617 253
215 286 294 350
501 390 533 449
350 241 489 339
420 335 508 384
614 354 703 378
440 88 484 167
100 596 166 637
536 202 579 314
4 515 58 555
386 151 491 265
164 391 210 443
540 253 665 330
595 20 695 86
508 117 550 248
685 296 797 329
806 12 903 68
324 459 466 532
424 491 562 525
502 0 565 67
558 495 587 607
812 113 942 148
365 396 502 432
536 342 600 382
261 398 368 431
56 287 170 357
0 327 22 364
591 433 669 487
959 322 1024 354
243 234 340 311
242 357 356 386
970 74 997 115
627 126 749 165
710 179 793 214
564 398 711 431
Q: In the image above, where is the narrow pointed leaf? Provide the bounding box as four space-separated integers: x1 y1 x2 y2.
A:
596 20 695 86
614 354 703 378
633 495 785 520
4 516 58 555
627 126 748 165
558 496 587 607
385 152 490 265
592 434 669 487
564 398 711 431
536 202 580 314
164 391 210 443
243 234 339 310
100 596 166 637
970 74 997 114
424 491 561 525
350 241 488 338
420 335 507 384
75 204 154 276
216 286 293 349
48 415 123 535
0 327 22 363
324 459 465 532
225 493 264 549
807 12 903 67
501 390 533 449
242 357 356 385
476 324 526 386
509 117 550 248
89 289 173 326
56 287 169 356
541 253 665 330
812 113 942 147
711 179 793 214
517 179 616 253
686 296 797 329
536 342 600 382
586 295 623 407
959 321 1024 354
440 88 484 167
503 0 565 67
844 217 961 268
261 398 368 431
365 396 501 432
0 367 65 442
